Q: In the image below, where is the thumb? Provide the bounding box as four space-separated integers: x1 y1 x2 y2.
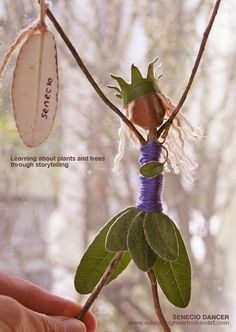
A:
32 314 86 332
62 318 87 332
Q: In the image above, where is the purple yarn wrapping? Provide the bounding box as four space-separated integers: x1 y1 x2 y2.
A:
136 141 163 212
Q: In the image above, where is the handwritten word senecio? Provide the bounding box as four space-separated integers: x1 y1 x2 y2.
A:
41 77 54 120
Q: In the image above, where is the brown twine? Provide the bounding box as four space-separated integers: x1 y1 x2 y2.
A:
0 25 38 77
0 0 48 78
39 0 48 31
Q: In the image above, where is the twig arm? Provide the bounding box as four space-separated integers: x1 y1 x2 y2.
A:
147 270 171 332
156 0 222 139
42 5 146 145
77 252 124 321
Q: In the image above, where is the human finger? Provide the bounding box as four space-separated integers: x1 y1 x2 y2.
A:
0 273 96 332
0 295 86 332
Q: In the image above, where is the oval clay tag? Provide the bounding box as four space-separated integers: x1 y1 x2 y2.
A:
12 30 59 147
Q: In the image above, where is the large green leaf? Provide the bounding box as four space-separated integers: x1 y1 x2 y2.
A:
105 207 140 252
74 208 132 294
127 212 157 271
153 224 191 308
144 212 179 261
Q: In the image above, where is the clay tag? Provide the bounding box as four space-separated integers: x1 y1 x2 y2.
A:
12 30 59 147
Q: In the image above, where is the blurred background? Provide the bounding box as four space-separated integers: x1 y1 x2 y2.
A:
0 0 236 331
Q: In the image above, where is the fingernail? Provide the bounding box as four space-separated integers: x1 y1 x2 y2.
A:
63 319 86 332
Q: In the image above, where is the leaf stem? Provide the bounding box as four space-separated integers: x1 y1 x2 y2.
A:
147 270 171 332
77 252 124 321
156 0 222 139
39 4 146 145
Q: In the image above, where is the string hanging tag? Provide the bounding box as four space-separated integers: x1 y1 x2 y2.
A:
0 0 59 148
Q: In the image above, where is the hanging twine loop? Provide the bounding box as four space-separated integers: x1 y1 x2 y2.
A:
38 0 48 31
0 0 48 77
136 141 164 212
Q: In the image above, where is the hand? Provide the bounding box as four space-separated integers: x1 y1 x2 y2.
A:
0 273 96 332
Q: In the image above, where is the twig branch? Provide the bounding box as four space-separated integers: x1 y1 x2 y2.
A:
40 4 146 145
77 252 124 321
147 270 171 332
156 0 222 139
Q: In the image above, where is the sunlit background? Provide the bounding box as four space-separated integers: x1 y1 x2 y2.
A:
0 1 236 331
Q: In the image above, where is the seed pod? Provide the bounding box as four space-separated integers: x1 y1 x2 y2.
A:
110 60 166 130
12 30 59 147
129 92 165 130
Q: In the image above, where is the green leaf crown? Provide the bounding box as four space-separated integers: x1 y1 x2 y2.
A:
109 58 161 106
